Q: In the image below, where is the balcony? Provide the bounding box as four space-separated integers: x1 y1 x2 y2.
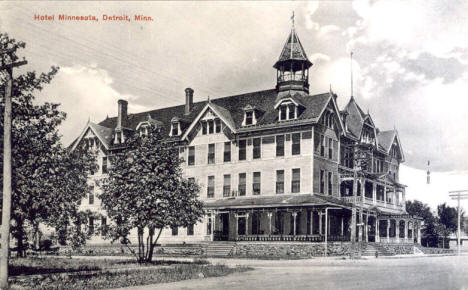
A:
341 196 404 209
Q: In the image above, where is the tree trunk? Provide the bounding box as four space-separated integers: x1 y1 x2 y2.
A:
137 227 144 263
146 227 163 263
33 221 40 251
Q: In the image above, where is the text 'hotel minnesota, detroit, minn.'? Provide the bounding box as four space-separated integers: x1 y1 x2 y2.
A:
70 19 422 254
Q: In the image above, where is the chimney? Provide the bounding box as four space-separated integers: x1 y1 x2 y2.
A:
185 88 194 115
117 99 128 128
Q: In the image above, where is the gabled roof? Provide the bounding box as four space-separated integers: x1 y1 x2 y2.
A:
377 129 405 162
342 96 366 138
181 102 237 141
274 28 312 69
70 121 113 151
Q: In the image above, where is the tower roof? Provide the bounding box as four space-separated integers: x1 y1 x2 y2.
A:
274 28 312 69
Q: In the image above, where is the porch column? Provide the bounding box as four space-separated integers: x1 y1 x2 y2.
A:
417 222 421 244
396 219 400 243
319 212 323 235
341 216 344 236
393 188 397 208
310 210 314 235
245 213 249 235
292 212 297 236
386 219 390 243
384 186 387 206
375 218 380 243
267 212 273 235
404 220 408 242
365 214 369 243
372 183 377 205
235 213 239 239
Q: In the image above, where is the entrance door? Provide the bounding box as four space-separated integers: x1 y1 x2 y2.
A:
221 213 229 240
238 217 246 235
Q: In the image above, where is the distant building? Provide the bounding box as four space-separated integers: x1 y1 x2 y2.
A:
71 21 422 246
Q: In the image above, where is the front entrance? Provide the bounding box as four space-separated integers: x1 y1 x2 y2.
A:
214 213 230 241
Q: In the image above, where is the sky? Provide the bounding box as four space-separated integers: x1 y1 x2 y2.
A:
1 1 467 210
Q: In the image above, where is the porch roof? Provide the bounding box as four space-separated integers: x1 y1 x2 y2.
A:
204 194 350 210
371 206 422 220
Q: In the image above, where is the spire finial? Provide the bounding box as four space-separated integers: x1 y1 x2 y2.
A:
207 96 210 103
350 51 354 98
291 11 295 28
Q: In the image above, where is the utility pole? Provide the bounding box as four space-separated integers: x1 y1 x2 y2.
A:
0 48 27 289
449 190 468 257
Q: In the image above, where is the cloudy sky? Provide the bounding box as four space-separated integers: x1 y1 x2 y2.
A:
1 1 467 209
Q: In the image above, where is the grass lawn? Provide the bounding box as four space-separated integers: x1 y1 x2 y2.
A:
10 257 251 289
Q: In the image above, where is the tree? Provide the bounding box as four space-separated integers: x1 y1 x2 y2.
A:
406 200 438 247
436 203 461 248
99 125 204 263
0 33 97 256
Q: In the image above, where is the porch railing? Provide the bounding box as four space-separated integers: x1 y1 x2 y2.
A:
235 234 350 242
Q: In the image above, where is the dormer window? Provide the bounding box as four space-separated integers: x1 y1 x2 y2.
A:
114 130 124 144
242 105 260 126
171 122 180 136
245 111 253 125
139 126 149 137
278 102 297 121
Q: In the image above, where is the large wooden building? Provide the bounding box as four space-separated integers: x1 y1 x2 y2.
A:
71 22 421 247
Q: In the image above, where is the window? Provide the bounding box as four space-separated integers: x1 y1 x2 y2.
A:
276 135 284 157
224 142 231 162
215 119 221 133
280 106 287 121
202 122 207 135
320 135 325 157
89 185 94 205
207 176 215 198
208 120 214 134
171 123 179 136
253 172 261 195
320 170 325 194
328 172 333 195
292 133 301 155
292 168 300 193
239 139 246 161
171 226 178 236
328 138 333 159
245 111 253 125
101 217 107 236
188 146 195 166
238 173 246 196
253 138 261 159
223 174 231 197
208 144 215 164
276 170 284 194
187 224 194 236
88 217 94 235
288 104 295 120
102 157 108 174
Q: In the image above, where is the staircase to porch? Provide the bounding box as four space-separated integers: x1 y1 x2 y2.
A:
360 243 394 257
205 242 236 257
